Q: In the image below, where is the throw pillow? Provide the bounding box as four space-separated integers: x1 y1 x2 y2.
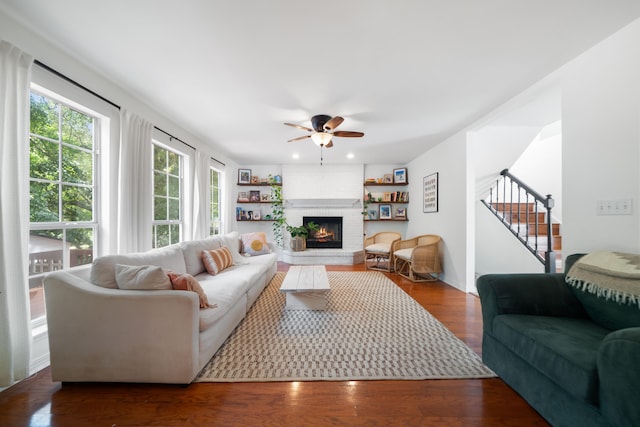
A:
166 271 216 309
240 232 271 256
219 231 248 265
115 264 173 290
201 246 234 275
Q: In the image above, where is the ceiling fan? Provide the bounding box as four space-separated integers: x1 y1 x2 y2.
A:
284 114 364 148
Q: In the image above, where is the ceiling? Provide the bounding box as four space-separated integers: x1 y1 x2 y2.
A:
2 1 640 165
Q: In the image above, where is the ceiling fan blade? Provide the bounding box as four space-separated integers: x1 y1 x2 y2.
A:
323 116 344 131
333 130 364 138
284 122 313 132
287 135 311 142
325 141 334 148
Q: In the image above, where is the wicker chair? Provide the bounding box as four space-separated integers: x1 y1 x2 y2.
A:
364 232 401 272
392 234 442 282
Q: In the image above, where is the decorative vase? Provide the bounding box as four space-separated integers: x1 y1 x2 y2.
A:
290 236 306 252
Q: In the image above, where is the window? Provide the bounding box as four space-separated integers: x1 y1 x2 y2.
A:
28 91 98 321
152 143 183 247
210 167 223 235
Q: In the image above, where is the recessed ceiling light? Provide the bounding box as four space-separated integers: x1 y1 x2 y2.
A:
347 153 355 159
292 153 299 159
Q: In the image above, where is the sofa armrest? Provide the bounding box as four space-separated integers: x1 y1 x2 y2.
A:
44 270 201 384
598 327 640 427
476 273 586 335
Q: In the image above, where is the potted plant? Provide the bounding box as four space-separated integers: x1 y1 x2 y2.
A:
286 221 319 252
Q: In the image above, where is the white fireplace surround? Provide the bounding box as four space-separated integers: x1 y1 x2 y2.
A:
281 164 365 265
285 199 361 208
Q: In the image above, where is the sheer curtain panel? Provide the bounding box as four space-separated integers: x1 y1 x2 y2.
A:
117 109 153 254
191 150 211 240
0 41 33 387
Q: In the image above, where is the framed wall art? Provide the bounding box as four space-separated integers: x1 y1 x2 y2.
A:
238 168 251 184
393 167 407 184
379 204 392 219
423 172 439 213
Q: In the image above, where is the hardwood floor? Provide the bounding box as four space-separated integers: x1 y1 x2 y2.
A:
0 263 549 426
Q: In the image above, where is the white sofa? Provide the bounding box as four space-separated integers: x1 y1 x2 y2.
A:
43 232 277 384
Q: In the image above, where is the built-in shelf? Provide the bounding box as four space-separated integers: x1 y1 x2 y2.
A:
363 182 409 186
364 219 409 222
366 201 408 204
237 201 276 204
237 183 281 186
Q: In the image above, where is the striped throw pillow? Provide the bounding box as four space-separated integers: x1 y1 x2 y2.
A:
201 246 233 275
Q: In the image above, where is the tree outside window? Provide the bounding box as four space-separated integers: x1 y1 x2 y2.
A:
29 92 97 321
153 144 182 247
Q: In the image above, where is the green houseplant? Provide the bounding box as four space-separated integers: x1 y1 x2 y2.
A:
263 174 285 247
285 221 319 252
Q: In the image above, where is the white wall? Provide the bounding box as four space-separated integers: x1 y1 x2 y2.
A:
510 123 563 221
406 133 470 291
561 19 640 255
411 18 640 290
475 201 546 276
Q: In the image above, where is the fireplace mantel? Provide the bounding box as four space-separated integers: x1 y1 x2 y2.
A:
285 198 362 208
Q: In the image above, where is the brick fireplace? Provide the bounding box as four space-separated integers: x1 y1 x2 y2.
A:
280 164 365 265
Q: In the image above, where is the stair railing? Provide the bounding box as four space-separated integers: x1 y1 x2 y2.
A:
481 169 556 273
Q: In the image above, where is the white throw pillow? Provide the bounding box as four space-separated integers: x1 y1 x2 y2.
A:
219 231 248 265
115 264 172 290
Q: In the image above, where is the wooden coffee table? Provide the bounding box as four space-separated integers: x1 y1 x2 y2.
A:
279 265 330 310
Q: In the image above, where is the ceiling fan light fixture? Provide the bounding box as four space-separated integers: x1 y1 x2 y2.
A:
311 131 332 146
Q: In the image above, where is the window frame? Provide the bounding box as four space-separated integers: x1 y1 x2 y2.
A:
151 140 185 248
210 165 224 235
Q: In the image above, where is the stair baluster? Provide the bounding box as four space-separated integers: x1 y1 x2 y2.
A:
481 169 557 273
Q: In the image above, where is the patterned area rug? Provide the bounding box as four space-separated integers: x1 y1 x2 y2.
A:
196 271 495 382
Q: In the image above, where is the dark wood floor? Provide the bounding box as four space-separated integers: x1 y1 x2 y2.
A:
0 263 549 426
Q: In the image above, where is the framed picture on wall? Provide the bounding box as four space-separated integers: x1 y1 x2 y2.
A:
379 204 392 219
423 172 439 213
238 169 251 184
393 167 407 184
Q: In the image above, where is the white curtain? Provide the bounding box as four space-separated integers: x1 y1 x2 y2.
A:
0 41 33 387
191 151 211 240
117 109 153 254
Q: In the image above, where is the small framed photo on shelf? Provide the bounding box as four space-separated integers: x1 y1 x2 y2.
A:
423 172 439 213
249 190 261 202
237 191 249 202
253 211 261 220
393 167 407 184
379 204 392 219
367 209 378 220
395 207 406 219
383 173 393 183
251 175 259 184
238 168 251 184
260 193 271 202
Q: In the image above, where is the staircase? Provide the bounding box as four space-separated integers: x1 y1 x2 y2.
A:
488 201 563 271
481 169 561 273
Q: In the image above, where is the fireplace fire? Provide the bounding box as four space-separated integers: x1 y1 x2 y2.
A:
304 216 343 249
